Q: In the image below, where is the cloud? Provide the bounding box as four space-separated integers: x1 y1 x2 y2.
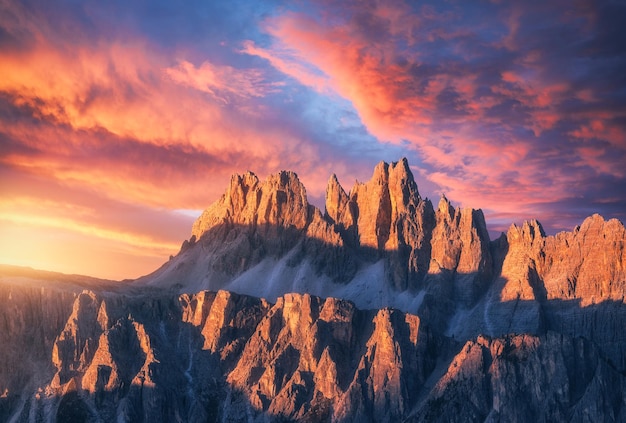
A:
165 60 283 102
247 0 626 232
0 0 364 207
0 0 388 277
1 0 624 278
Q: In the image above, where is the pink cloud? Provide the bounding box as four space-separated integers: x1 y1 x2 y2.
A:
0 26 352 207
0 2 378 277
245 10 439 142
165 60 282 101
240 41 330 92
570 119 626 149
1 0 624 278
244 2 624 233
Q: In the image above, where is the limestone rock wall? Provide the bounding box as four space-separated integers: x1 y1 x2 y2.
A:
2 158 626 422
2 285 624 423
410 332 626 423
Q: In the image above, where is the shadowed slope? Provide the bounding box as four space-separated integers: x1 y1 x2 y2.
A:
0 279 624 422
137 160 625 355
1 158 625 422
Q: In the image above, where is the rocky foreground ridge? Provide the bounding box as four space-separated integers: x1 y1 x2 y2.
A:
1 158 625 422
1 283 624 422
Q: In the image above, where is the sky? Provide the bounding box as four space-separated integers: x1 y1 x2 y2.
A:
0 0 625 280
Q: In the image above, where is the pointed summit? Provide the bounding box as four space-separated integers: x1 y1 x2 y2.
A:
390 157 414 183
365 158 416 193
387 157 421 211
507 219 545 246
325 173 349 224
437 194 454 220
191 169 309 240
346 159 426 252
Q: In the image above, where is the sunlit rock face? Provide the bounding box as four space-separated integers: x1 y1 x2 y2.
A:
409 332 626 423
171 158 624 354
224 293 436 422
142 158 493 305
1 158 626 422
1 282 624 423
191 170 311 242
493 215 626 371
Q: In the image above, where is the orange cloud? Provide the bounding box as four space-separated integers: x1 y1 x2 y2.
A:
165 60 283 101
0 27 349 209
246 11 438 142
0 3 377 278
245 3 625 234
1 0 624 277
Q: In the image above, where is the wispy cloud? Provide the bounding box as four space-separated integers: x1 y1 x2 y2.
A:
247 0 626 232
0 0 624 277
165 60 283 102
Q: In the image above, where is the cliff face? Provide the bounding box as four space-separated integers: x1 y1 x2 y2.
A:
411 332 626 423
494 215 626 371
2 282 623 423
143 158 493 309
0 282 76 422
1 158 625 422
224 293 436 422
191 170 311 242
149 159 625 352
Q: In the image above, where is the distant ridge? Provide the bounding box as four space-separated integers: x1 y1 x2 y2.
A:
0 264 117 285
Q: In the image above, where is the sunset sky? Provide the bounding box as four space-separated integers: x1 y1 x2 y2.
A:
1 0 625 280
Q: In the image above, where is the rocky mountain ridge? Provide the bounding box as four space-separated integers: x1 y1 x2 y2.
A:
1 158 625 422
1 279 624 422
142 159 625 360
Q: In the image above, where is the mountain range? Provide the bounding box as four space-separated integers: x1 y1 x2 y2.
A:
1 158 625 422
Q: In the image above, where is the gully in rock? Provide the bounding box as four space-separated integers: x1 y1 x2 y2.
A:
0 159 625 422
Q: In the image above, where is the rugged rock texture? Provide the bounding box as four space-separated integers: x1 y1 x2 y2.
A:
0 283 441 422
192 171 311 242
1 278 623 423
225 293 436 422
497 215 626 371
141 157 626 370
410 332 626 423
539 214 626 303
0 282 77 422
1 158 626 422
180 289 271 370
427 195 492 304
143 158 491 302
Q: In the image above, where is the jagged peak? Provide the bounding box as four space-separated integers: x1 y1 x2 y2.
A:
437 194 454 218
191 169 310 239
523 219 546 238
228 171 258 192
389 156 413 180
226 170 305 197
372 160 390 183
571 214 626 241
507 219 545 243
579 213 606 231
325 173 349 223
349 158 421 207
327 173 341 189
266 170 303 187
363 158 415 186
231 170 258 183
326 173 347 197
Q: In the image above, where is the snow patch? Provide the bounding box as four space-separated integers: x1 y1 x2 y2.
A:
141 244 428 314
